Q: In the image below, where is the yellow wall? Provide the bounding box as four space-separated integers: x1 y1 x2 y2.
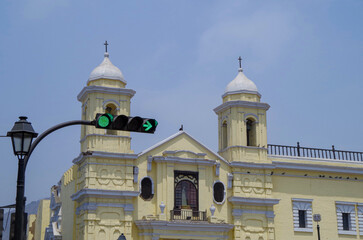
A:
34 199 50 240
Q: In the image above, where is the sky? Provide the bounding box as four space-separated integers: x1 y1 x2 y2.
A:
0 0 362 206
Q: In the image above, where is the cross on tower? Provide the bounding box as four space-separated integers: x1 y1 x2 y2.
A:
104 40 109 53
238 56 242 68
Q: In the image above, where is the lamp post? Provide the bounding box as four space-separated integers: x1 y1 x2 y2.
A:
7 116 38 240
313 214 321 240
118 233 126 240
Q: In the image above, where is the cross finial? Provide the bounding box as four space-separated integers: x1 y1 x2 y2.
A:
104 40 109 53
238 56 242 69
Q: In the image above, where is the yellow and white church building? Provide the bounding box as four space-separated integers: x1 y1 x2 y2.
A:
30 50 363 240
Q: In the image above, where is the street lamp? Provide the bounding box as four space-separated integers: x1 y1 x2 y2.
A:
118 233 126 240
313 214 321 240
7 116 38 160
7 116 38 240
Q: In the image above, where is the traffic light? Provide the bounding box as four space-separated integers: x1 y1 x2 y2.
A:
95 114 158 134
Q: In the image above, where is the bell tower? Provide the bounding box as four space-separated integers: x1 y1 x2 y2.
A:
214 58 270 163
77 47 135 154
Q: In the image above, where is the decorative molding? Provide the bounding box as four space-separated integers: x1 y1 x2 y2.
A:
77 85 136 102
222 89 261 98
153 156 216 166
244 113 259 122
357 205 363 235
270 155 363 166
228 197 280 206
71 189 139 202
273 161 363 175
227 173 233 189
230 161 275 169
133 166 139 183
336 202 356 234
292 199 313 232
135 220 234 232
214 100 270 114
216 161 220 176
102 99 120 110
163 150 206 158
72 151 138 165
79 133 130 143
232 209 275 219
147 156 153 172
75 202 134 215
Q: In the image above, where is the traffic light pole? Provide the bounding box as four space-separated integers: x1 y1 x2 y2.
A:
14 120 95 240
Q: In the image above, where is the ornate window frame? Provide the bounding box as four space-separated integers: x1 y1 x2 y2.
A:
292 198 313 232
336 201 357 235
213 180 226 205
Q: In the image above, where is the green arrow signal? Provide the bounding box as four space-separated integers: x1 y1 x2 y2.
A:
143 120 153 131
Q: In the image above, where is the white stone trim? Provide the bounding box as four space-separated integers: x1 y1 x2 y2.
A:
215 161 220 176
133 166 139 183
77 86 135 102
102 99 120 110
230 161 275 169
292 199 313 232
75 202 134 215
336 202 356 235
147 156 153 172
357 204 363 235
213 180 226 205
71 189 139 202
72 151 138 164
232 209 275 219
214 100 270 114
228 197 280 206
273 160 363 175
227 173 233 189
153 156 217 166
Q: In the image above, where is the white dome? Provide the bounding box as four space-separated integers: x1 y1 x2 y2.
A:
224 68 259 95
88 52 126 84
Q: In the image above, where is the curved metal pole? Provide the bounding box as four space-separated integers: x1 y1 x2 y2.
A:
24 120 94 168
15 119 94 240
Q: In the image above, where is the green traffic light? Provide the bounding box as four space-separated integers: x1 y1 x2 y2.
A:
98 115 110 128
143 120 152 131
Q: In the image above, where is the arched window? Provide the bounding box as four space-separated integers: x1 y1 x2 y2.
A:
175 180 198 211
105 104 117 135
140 177 153 200
246 118 257 146
222 121 228 149
213 181 225 204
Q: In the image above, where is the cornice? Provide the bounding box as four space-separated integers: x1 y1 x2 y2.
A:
72 151 138 165
222 90 261 98
230 161 275 169
214 100 270 114
135 220 234 232
228 197 280 206
71 188 139 202
152 156 217 166
273 160 363 175
77 85 136 102
79 133 131 143
76 202 134 215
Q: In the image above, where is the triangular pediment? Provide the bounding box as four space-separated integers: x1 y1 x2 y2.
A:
139 131 228 164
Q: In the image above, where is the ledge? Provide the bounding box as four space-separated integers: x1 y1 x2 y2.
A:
135 220 234 232
230 161 275 169
153 156 216 166
228 197 280 206
214 100 270 114
71 189 139 202
77 85 136 102
73 151 138 164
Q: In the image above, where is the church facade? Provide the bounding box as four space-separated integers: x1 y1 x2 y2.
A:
41 50 363 240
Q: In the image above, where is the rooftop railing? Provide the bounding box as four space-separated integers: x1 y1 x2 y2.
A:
268 142 363 162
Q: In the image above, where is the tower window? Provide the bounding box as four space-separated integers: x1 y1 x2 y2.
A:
140 177 153 200
246 118 256 146
222 121 227 149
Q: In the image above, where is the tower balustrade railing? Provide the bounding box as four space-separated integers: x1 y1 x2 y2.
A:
267 142 363 161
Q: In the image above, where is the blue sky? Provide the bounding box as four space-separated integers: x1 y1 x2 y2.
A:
0 1 362 205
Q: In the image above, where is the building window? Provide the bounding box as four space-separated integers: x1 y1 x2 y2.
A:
174 171 198 211
222 121 227 149
292 198 313 232
246 118 256 146
336 202 356 235
342 213 350 230
140 177 154 200
299 210 307 228
213 181 226 204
